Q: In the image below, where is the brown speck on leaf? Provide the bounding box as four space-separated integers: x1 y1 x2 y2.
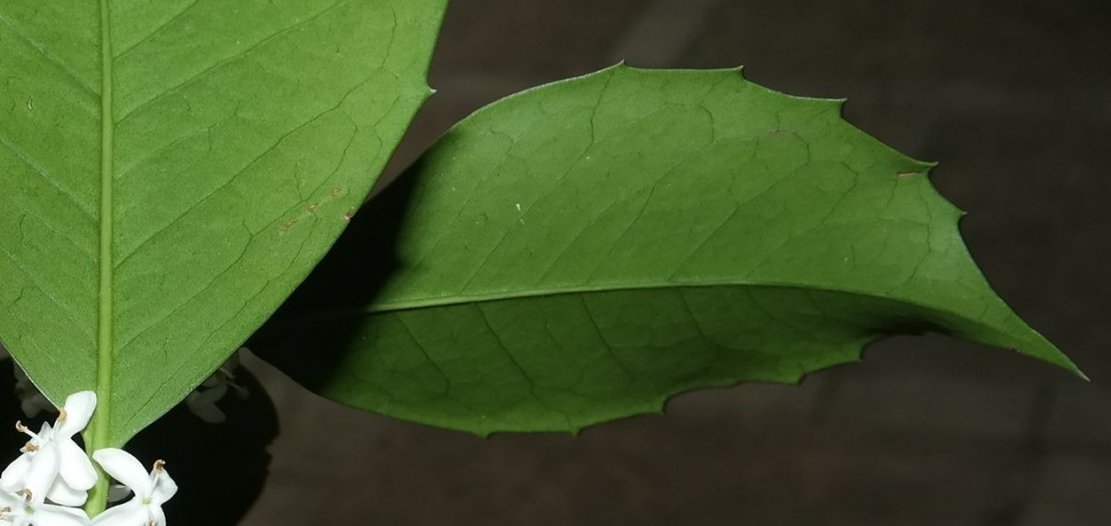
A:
306 203 319 214
330 187 344 198
281 219 298 233
342 210 355 222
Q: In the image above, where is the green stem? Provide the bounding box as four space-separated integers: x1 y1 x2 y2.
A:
85 469 110 516
85 0 115 517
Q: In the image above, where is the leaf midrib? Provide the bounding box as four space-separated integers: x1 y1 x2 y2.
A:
92 0 114 467
82 0 115 515
352 280 1066 369
368 281 955 314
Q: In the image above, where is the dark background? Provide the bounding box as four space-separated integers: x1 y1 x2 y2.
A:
231 1 1109 524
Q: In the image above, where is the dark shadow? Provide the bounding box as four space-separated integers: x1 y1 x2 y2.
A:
125 365 278 526
248 159 426 390
0 364 31 452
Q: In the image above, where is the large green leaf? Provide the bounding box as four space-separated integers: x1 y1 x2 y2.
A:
254 65 1080 436
0 0 446 448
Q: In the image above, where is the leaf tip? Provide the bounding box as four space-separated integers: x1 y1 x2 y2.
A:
1043 344 1088 380
1051 353 1088 381
1006 325 1087 380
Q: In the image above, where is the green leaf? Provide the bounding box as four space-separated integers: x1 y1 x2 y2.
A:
254 65 1080 437
0 0 446 448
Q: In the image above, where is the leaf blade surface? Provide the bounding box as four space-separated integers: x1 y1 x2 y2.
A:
256 66 1079 435
0 0 447 444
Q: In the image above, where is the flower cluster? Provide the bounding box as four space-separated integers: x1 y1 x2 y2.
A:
0 392 177 526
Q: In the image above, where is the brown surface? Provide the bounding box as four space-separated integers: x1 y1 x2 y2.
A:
234 1 1111 524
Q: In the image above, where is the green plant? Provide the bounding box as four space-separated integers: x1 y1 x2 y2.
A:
0 1 1080 522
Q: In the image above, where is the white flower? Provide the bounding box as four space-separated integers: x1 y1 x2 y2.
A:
185 350 247 424
183 382 228 424
90 450 176 526
1 392 98 506
0 487 90 526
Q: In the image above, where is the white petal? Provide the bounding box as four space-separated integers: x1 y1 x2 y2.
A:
56 391 96 439
151 467 177 506
1 453 33 489
186 386 228 424
92 449 149 495
45 478 88 507
57 439 97 490
148 504 166 526
19 397 45 418
187 402 227 424
36 503 91 526
197 382 228 403
0 488 21 509
91 500 146 526
23 443 60 499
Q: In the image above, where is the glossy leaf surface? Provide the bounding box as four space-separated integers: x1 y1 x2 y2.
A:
256 66 1079 436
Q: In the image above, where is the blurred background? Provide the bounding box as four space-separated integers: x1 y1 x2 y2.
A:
180 1 1110 524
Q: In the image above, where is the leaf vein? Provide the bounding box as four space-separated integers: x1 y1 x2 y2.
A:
0 11 98 97
0 235 94 343
115 77 370 267
0 135 97 220
117 0 348 122
113 0 200 59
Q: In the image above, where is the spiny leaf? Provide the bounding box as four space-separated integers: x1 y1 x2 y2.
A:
0 0 446 446
254 65 1080 436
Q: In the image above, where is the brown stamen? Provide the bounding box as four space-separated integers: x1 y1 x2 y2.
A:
57 407 68 421
16 489 32 502
153 459 166 472
14 421 27 434
23 442 38 453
